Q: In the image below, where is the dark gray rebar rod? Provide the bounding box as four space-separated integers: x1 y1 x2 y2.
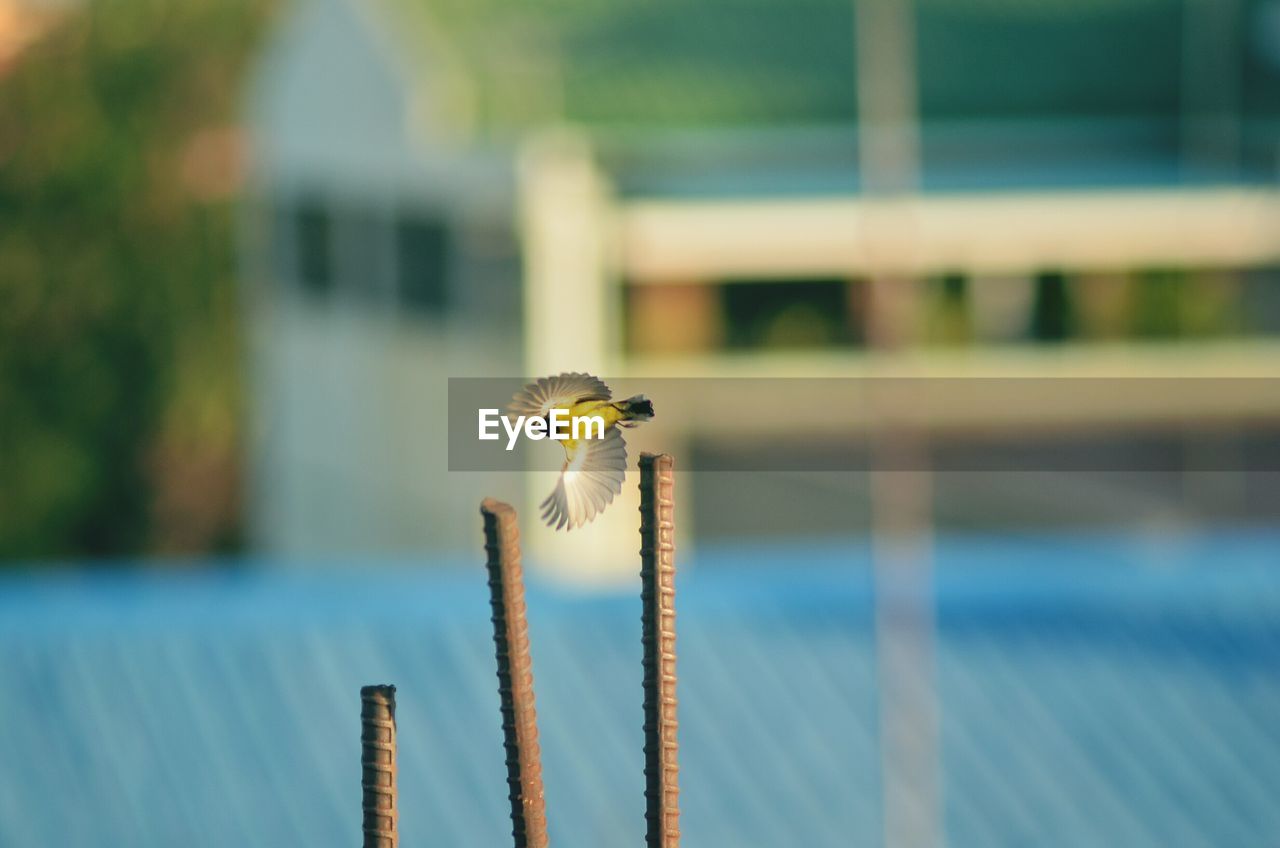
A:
639 453 680 848
360 684 398 848
481 498 550 848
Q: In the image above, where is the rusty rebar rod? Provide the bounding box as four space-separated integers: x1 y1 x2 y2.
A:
481 498 550 848
639 453 680 848
360 684 398 848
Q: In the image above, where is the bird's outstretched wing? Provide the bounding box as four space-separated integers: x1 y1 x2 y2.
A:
509 372 611 418
541 427 627 530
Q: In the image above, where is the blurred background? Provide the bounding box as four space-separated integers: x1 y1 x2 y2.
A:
2 0 1279 845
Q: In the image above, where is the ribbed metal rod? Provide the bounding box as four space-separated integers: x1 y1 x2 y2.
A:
639 453 680 848
361 684 397 848
481 498 550 848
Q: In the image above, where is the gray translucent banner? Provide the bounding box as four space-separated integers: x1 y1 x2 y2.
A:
447 377 1280 472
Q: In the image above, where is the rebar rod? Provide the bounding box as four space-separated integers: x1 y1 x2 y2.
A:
639 453 680 848
361 684 397 848
482 498 550 848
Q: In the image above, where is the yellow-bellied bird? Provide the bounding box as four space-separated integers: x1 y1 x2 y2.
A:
509 373 654 530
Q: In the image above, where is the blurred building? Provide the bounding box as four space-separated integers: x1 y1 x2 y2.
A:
240 0 525 556
241 0 1280 566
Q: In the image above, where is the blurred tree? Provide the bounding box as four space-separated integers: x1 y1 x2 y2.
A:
1130 273 1244 340
0 0 275 562
1130 272 1185 339
1180 275 1243 338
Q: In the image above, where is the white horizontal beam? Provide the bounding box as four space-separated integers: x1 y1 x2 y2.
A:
618 340 1280 433
619 189 1280 281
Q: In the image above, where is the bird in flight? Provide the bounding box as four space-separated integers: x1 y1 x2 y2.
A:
509 372 654 530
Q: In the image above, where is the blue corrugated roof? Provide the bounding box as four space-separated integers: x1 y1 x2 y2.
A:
1 530 1278 847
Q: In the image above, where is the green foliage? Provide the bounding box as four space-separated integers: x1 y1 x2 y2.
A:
0 0 274 562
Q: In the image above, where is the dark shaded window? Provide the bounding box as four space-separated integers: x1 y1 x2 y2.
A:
295 200 332 297
1030 271 1073 341
941 273 967 304
720 279 854 350
396 216 450 314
